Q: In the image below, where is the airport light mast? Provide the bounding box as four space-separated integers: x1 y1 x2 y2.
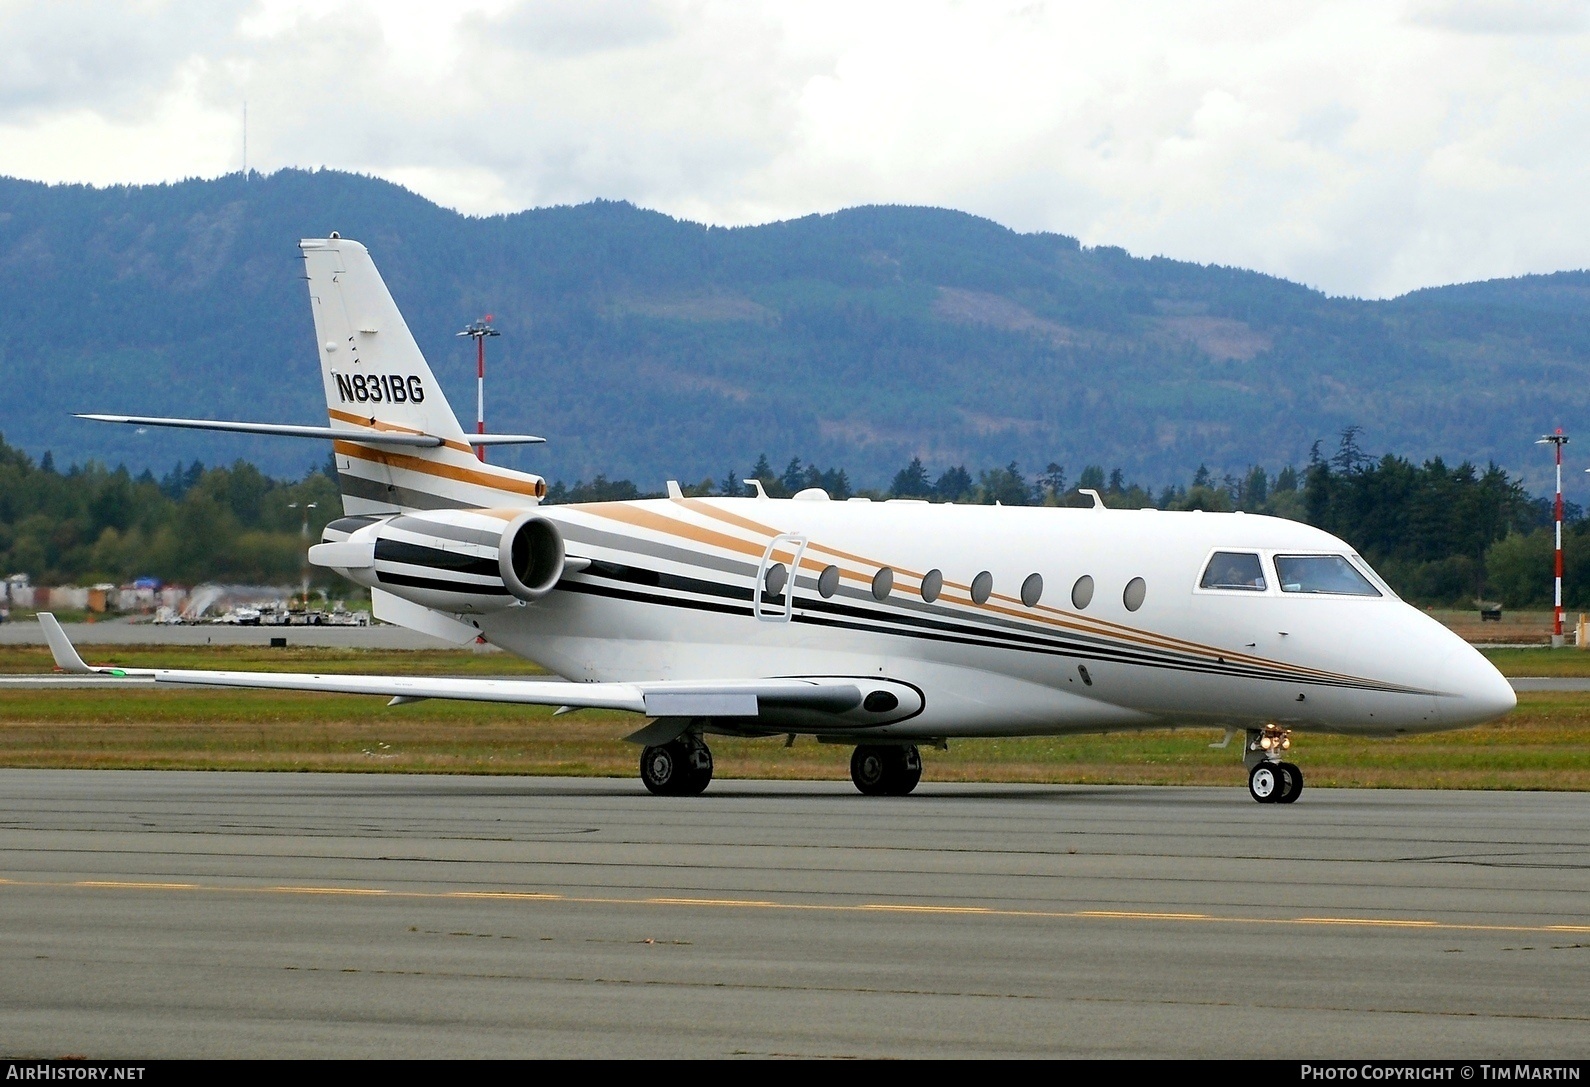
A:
287 501 317 608
457 316 499 462
1538 429 1569 647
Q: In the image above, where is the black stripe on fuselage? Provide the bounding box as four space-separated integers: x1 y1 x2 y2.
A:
556 560 1407 692
374 539 501 578
582 559 755 604
572 557 1213 672
376 569 512 596
794 588 1340 687
560 576 751 618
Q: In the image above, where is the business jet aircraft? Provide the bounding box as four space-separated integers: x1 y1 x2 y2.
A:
44 236 1518 802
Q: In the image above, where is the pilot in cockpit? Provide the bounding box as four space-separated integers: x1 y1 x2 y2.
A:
1201 551 1267 591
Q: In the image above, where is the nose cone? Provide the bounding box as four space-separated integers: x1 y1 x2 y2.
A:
1435 642 1516 727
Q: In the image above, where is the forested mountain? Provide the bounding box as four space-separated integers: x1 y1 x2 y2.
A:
0 423 1577 608
1 169 1586 499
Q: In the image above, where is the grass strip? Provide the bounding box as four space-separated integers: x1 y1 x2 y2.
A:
12 642 1590 677
0 687 1586 790
0 644 541 676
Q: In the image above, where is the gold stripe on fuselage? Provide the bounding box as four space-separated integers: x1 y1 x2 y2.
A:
571 499 1377 688
674 497 1346 681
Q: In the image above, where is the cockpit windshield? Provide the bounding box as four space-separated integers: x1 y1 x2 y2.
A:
1274 554 1381 597
1200 552 1267 591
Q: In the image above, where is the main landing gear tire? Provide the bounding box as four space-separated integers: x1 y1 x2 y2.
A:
640 737 713 796
1249 761 1305 804
850 744 923 796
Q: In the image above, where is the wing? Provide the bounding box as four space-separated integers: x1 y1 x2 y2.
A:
37 613 861 718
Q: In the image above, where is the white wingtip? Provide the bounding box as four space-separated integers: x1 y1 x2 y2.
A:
38 612 93 674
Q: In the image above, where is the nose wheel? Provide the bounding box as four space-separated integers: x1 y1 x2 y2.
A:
1248 760 1302 803
640 735 713 796
1244 726 1303 804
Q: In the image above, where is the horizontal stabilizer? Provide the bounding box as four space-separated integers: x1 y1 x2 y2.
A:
467 434 549 446
79 414 444 446
77 414 545 447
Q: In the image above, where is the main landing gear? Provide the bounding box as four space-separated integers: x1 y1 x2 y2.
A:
640 735 714 796
1245 724 1303 804
850 744 922 796
636 736 927 797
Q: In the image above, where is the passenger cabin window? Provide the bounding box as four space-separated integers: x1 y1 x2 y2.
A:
1200 552 1267 591
1275 554 1381 597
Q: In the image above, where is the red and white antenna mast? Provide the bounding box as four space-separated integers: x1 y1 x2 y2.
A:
1538 429 1569 647
457 316 499 462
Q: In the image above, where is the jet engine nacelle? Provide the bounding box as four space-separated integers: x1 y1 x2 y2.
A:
310 509 566 613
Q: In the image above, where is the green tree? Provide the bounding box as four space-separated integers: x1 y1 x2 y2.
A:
891 457 933 498
934 466 973 502
977 462 1030 506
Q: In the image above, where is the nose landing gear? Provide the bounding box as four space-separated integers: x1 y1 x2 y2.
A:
1245 725 1302 804
640 734 714 796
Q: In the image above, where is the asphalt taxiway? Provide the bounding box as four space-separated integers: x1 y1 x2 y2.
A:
0 618 455 649
0 771 1586 1058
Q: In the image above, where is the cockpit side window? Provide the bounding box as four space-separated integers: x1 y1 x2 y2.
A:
1275 554 1382 597
1348 552 1399 599
1200 551 1267 591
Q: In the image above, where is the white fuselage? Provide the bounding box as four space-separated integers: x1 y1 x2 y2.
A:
450 494 1514 741
87 234 1515 766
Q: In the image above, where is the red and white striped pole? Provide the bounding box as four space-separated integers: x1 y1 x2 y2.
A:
457 316 499 463
1539 429 1569 647
475 331 485 457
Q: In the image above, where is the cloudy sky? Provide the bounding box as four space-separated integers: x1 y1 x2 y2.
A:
1 0 1587 298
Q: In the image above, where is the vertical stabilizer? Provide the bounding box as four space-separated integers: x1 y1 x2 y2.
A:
300 237 545 514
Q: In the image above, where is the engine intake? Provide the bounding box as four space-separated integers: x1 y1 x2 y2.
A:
499 513 565 602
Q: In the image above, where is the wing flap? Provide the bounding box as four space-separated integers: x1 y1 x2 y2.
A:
643 691 757 716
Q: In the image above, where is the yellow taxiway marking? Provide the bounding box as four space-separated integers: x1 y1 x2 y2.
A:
73 880 201 891
1294 916 1440 928
3 878 1586 935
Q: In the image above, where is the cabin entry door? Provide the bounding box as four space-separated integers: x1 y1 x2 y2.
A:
755 534 808 622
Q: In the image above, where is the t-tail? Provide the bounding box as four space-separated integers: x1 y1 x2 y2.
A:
76 235 549 517
301 236 546 515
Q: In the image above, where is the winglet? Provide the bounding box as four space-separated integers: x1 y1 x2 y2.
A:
38 612 93 674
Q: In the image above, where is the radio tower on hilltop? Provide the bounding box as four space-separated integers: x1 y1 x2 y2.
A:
457 316 499 462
